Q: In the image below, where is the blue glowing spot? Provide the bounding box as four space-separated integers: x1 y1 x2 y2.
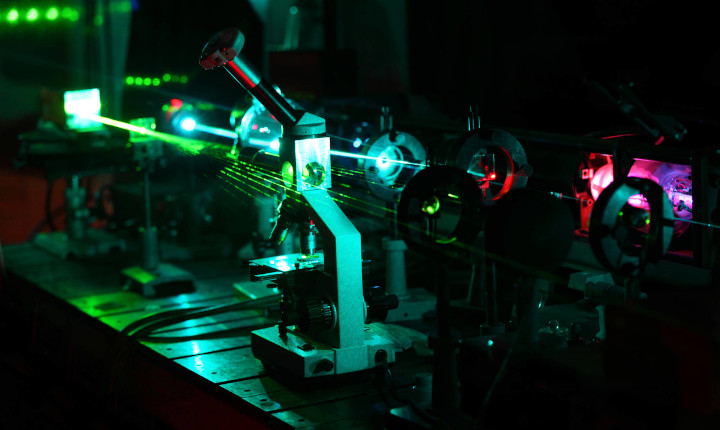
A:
353 138 362 148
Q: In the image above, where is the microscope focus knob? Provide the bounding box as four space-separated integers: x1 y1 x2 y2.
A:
298 298 334 332
364 285 399 323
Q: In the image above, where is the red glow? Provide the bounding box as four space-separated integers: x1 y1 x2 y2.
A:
489 173 496 180
600 133 638 140
170 98 183 108
654 135 665 146
226 60 257 88
252 123 258 130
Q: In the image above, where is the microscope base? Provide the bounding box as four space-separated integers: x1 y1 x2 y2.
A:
34 230 126 259
251 325 397 378
385 288 436 322
122 263 195 297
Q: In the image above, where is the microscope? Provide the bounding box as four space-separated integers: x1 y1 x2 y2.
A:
200 28 398 377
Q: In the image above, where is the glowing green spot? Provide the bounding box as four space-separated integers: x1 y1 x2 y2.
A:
46 7 59 20
93 15 103 26
180 75 188 84
70 10 80 22
27 8 39 21
125 76 134 85
618 211 624 217
422 196 440 215
134 77 143 85
143 77 151 86
61 7 73 18
436 237 457 244
171 75 179 82
7 9 19 22
152 78 160 86
282 162 294 188
447 193 459 199
162 73 171 82
645 218 650 225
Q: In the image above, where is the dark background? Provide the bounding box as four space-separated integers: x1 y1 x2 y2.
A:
2 1 718 133
1 1 718 428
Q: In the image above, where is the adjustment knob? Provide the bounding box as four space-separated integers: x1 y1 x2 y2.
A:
364 285 399 323
298 298 334 332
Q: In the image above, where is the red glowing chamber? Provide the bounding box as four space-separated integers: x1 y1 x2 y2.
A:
574 155 693 239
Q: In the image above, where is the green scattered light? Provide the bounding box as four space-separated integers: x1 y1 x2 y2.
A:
69 10 79 22
171 75 179 82
46 7 59 20
85 114 211 156
125 76 134 85
180 75 188 84
163 73 171 82
93 15 103 26
7 9 19 22
152 78 160 86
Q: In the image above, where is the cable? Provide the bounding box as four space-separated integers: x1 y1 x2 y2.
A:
136 320 275 343
121 294 279 339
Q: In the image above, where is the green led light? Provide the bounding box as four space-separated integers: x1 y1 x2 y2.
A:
143 77 151 86
162 73 171 82
134 77 143 85
180 75 188 84
46 7 59 20
125 76 134 85
171 75 179 82
61 7 73 18
69 9 79 22
93 15 103 26
152 78 160 86
7 9 20 22
645 218 651 225
27 8 39 21
618 211 624 217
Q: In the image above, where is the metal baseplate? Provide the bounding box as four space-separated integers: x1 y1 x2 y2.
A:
251 324 398 377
